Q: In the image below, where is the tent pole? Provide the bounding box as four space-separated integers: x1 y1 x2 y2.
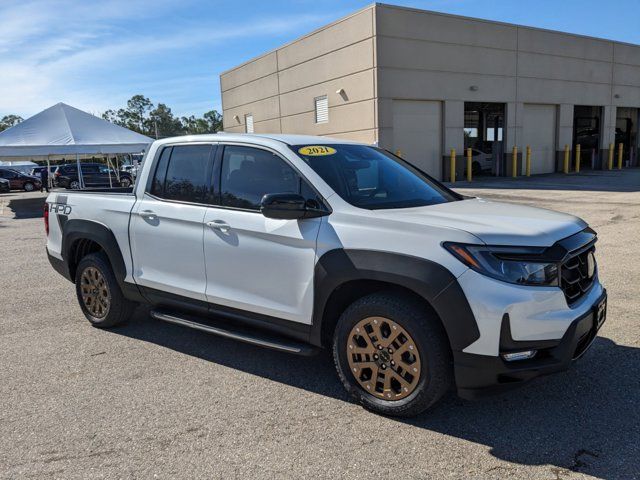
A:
106 155 113 188
76 153 83 189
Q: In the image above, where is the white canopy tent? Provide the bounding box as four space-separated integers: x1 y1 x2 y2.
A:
0 103 152 187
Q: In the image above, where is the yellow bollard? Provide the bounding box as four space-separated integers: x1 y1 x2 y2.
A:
618 143 624 169
395 149 402 158
564 144 570 174
526 145 531 177
575 144 581 173
450 148 456 183
512 146 518 178
608 143 614 170
466 147 472 182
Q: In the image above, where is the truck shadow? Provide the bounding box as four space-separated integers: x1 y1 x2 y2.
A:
451 168 640 193
4 195 46 219
114 310 639 479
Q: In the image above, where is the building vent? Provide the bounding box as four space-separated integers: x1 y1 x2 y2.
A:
315 96 328 124
245 114 254 133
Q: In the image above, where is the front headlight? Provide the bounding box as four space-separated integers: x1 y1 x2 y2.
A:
444 243 559 286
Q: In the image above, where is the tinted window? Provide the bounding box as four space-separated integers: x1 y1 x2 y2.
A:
0 169 16 179
155 145 211 203
220 146 299 210
81 165 99 174
150 147 171 196
293 144 459 210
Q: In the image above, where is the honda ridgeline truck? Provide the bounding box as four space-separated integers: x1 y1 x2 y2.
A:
45 134 607 417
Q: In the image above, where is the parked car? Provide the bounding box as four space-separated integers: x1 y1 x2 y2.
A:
120 164 140 179
0 178 10 193
0 168 42 191
45 134 606 417
53 163 133 189
29 166 54 177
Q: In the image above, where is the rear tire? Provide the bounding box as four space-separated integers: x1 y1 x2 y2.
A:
75 252 135 328
333 292 452 417
69 180 80 190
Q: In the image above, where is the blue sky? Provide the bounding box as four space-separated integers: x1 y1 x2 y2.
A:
1 0 639 119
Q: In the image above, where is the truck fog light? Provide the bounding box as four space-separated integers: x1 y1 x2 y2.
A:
502 350 537 362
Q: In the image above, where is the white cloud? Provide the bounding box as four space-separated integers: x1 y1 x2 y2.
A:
0 0 330 117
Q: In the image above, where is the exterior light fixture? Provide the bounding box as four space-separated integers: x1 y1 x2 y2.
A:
502 350 537 362
614 94 621 99
233 115 240 122
469 85 479 91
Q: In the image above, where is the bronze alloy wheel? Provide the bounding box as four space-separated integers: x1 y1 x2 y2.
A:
80 266 111 318
346 316 422 400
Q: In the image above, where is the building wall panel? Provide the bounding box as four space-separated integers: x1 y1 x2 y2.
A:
277 9 373 70
221 52 278 92
278 39 374 93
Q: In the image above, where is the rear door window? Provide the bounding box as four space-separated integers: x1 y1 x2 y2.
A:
149 145 213 203
81 165 99 174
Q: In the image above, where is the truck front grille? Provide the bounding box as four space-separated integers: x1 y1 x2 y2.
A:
560 247 595 305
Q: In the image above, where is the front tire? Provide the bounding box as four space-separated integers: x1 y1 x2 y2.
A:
75 252 135 328
23 182 34 192
333 292 452 417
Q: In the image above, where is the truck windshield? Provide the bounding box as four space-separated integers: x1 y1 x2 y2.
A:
293 144 460 210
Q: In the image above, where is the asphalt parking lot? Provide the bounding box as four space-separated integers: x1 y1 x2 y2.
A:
1 170 639 479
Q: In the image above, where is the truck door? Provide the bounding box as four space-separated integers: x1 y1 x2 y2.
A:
130 144 215 302
202 144 322 324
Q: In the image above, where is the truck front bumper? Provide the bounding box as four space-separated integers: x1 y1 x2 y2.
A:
453 289 607 399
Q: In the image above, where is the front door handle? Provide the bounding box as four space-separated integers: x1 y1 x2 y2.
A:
140 210 157 221
206 220 231 233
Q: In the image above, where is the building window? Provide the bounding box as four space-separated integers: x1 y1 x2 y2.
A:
245 114 254 133
315 96 328 124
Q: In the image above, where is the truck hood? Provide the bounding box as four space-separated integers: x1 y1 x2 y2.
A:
373 198 587 246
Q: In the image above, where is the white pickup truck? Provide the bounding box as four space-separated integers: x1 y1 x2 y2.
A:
45 134 607 417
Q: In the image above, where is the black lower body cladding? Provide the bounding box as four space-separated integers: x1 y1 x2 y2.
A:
311 249 480 351
454 290 607 399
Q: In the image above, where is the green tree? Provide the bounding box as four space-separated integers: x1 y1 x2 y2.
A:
0 114 24 132
181 110 223 134
203 110 223 133
127 95 153 133
101 95 223 137
147 103 184 138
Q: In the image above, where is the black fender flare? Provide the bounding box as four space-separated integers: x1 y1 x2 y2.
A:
310 249 479 352
61 219 144 302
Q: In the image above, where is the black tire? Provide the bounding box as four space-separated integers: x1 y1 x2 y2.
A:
74 252 136 328
120 177 131 188
333 292 452 417
23 182 35 192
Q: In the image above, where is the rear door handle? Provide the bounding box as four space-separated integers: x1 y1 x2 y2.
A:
206 220 231 233
139 210 157 221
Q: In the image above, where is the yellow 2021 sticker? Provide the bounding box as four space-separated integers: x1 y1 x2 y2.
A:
298 146 337 156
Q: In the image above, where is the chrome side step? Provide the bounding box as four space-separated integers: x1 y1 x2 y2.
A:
150 309 319 356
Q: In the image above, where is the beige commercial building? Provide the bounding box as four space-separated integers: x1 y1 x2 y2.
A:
220 3 640 180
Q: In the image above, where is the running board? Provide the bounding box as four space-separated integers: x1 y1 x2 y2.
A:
150 309 319 356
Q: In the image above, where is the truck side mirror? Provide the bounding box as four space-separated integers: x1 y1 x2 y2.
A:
260 193 308 220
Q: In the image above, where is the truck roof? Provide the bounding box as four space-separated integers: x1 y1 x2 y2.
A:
152 133 362 148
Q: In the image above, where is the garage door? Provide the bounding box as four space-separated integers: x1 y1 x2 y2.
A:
522 104 556 175
392 100 442 178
